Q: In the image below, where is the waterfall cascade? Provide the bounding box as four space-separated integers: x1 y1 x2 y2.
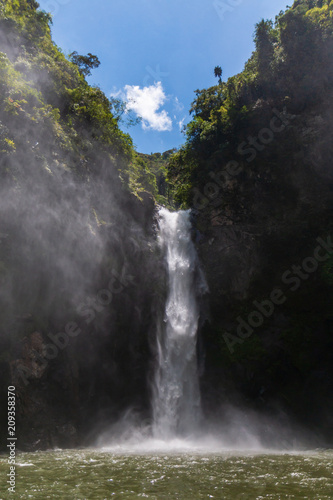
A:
152 208 207 439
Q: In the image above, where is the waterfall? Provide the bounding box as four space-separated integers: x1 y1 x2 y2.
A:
152 207 207 439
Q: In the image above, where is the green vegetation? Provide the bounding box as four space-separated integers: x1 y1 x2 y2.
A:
136 149 177 207
68 51 100 77
0 0 164 200
168 0 333 210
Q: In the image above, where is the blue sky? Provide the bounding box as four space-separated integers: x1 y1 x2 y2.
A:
37 0 290 154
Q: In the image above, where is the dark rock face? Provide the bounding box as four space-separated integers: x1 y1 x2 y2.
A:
10 332 80 451
196 223 260 301
0 181 165 451
193 107 333 445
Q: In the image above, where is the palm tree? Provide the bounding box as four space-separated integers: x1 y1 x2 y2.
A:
214 66 223 85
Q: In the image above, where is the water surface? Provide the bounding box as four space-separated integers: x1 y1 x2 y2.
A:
1 447 332 499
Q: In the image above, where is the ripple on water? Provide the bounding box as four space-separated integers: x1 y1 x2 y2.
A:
0 448 332 499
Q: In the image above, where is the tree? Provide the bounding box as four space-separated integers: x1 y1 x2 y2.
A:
214 65 223 85
27 0 40 9
189 86 224 120
109 96 142 128
254 19 275 82
69 51 101 77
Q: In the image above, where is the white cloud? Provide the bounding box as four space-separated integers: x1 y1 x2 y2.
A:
123 82 172 132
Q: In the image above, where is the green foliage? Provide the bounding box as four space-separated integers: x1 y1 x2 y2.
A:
0 2 161 197
67 83 133 158
168 0 333 208
108 96 142 128
69 51 101 77
306 0 333 32
254 19 277 87
125 155 158 198
134 149 177 205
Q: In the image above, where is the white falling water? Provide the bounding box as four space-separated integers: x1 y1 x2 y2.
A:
153 207 207 439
